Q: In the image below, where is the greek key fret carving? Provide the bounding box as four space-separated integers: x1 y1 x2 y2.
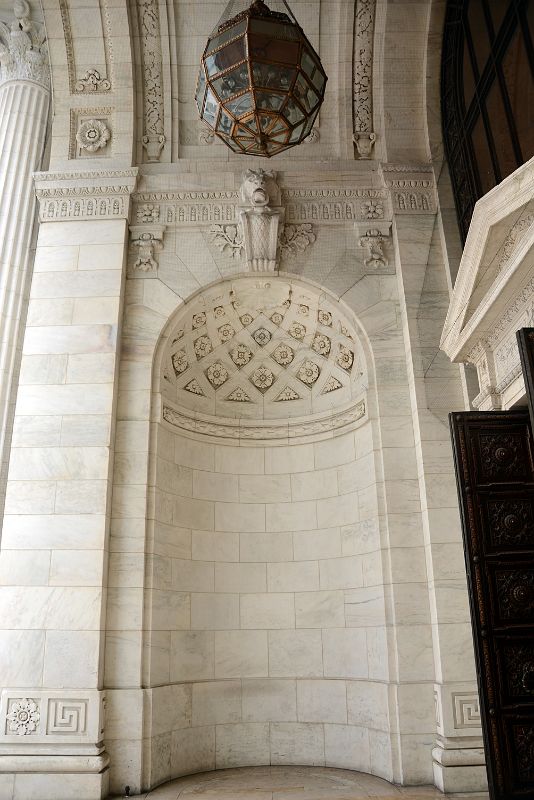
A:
452 693 481 729
47 699 87 735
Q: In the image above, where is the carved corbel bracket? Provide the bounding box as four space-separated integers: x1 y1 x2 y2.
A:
239 169 285 272
354 220 392 272
142 134 166 162
129 224 165 276
353 132 376 159
240 208 285 272
468 339 502 410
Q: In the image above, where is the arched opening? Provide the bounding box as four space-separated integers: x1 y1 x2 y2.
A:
142 276 391 787
442 0 534 242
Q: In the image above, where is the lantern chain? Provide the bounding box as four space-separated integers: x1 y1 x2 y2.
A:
215 0 300 30
281 0 299 24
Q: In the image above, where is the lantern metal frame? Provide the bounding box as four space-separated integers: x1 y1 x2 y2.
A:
195 0 327 157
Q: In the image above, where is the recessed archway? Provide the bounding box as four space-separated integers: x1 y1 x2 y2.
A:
142 275 390 787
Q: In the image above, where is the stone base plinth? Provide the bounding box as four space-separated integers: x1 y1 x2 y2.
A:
0 768 109 800
433 761 488 793
432 743 488 793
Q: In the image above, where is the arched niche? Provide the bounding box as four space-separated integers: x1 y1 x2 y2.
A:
142 275 391 788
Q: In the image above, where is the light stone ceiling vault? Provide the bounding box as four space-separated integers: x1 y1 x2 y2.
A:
161 278 368 422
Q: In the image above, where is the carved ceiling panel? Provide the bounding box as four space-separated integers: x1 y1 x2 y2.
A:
161 278 367 425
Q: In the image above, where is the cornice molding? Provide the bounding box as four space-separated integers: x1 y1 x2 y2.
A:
162 398 367 443
34 168 138 222
380 163 437 214
132 186 393 228
441 157 534 362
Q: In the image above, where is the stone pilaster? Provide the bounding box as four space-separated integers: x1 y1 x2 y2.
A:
0 0 50 516
0 169 137 800
385 162 487 793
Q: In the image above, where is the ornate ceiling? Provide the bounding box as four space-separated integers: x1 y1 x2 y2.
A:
161 278 367 424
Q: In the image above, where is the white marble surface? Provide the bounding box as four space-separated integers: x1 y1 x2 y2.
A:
0 1 494 790
108 766 490 799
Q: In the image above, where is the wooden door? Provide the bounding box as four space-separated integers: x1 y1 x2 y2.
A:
450 410 534 799
517 328 534 431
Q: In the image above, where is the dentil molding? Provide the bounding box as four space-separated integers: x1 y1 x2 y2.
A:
133 186 391 228
34 169 138 222
132 168 437 229
380 164 437 214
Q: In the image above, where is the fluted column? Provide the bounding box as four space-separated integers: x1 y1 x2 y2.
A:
0 0 50 511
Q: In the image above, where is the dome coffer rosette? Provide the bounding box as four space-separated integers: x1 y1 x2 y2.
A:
195 0 327 157
160 279 367 431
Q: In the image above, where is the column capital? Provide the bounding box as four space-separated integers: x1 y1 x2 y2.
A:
0 0 49 90
34 168 139 223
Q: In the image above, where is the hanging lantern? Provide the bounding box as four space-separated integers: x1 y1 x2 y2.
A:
195 0 327 157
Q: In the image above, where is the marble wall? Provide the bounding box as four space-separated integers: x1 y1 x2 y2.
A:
0 0 494 795
0 217 128 799
95 230 453 792
139 421 389 785
0 161 482 796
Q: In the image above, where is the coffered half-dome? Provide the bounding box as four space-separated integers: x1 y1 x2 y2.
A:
160 278 367 432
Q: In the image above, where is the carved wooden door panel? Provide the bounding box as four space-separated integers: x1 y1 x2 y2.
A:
517 328 534 431
450 411 534 799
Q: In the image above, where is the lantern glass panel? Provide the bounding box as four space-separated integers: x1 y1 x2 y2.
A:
252 62 296 90
265 141 283 154
301 49 316 79
294 73 319 113
250 18 300 40
244 114 258 132
205 37 246 76
256 90 285 111
203 86 219 125
289 120 305 142
195 69 206 113
257 114 271 131
311 68 326 93
282 97 305 125
270 119 288 135
248 33 300 63
225 91 254 117
206 20 247 54
212 65 250 100
235 123 255 139
302 112 316 137
229 139 245 152
217 109 233 135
